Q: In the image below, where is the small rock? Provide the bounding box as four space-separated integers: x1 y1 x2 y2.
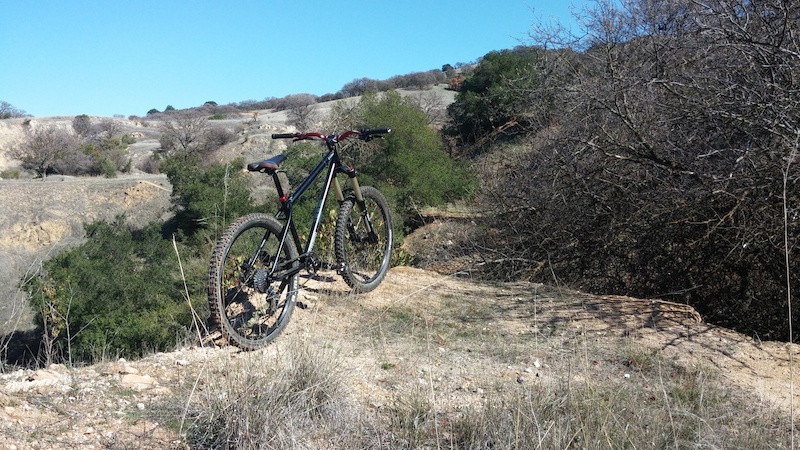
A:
119 364 139 375
120 374 157 391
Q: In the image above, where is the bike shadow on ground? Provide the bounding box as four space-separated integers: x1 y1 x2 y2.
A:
297 272 353 299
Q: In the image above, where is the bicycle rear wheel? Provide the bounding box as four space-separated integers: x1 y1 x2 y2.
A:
334 186 393 293
208 213 299 349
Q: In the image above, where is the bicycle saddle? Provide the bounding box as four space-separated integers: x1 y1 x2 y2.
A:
247 154 287 174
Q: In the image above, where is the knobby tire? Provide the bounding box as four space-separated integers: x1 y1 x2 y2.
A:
208 213 299 350
334 186 393 293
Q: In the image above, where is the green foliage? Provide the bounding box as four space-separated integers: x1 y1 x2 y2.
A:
22 154 262 364
30 220 195 363
161 155 253 242
81 135 133 177
446 47 545 148
0 169 20 179
344 91 475 225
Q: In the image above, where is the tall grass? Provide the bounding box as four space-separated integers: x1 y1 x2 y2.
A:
163 275 796 449
176 340 379 449
450 358 788 449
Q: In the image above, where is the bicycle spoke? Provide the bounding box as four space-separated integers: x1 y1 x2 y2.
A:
208 214 299 349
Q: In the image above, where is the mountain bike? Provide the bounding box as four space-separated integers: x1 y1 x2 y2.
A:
207 128 394 349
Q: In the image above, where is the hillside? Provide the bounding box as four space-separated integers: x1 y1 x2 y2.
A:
0 266 797 448
0 89 798 447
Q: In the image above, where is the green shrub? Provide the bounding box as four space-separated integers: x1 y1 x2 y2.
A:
446 47 548 150
29 219 198 363
77 134 133 177
0 169 20 179
329 91 475 228
23 155 256 364
161 154 253 243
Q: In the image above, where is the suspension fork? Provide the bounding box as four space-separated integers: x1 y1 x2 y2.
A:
336 165 376 237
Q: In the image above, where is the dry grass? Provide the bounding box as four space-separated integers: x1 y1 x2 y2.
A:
160 269 795 449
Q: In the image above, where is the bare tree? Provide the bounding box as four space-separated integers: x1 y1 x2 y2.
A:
475 0 800 340
409 91 447 126
96 118 122 139
159 112 211 155
10 124 79 179
0 101 27 119
284 94 319 131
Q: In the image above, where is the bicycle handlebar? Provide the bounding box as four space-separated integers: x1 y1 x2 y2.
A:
271 128 391 142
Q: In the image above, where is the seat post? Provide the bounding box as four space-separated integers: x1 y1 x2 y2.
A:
272 172 288 203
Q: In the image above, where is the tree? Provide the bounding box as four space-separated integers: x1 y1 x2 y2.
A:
284 93 318 130
30 220 191 363
327 91 474 225
445 47 549 151
0 101 28 119
161 155 253 240
339 78 381 97
476 0 800 341
96 118 122 138
72 115 92 138
11 124 79 179
159 111 212 155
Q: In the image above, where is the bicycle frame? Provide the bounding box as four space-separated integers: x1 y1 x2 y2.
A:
259 134 372 280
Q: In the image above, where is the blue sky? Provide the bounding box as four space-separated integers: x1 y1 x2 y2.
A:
1 1 590 118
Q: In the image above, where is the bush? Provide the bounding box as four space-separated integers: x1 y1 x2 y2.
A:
0 169 20 179
327 91 475 227
472 0 800 341
445 47 549 151
22 154 256 364
160 155 253 242
11 124 80 178
29 219 197 364
80 135 133 177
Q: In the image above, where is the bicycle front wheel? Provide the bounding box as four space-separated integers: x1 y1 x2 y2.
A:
208 213 299 349
334 186 393 293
